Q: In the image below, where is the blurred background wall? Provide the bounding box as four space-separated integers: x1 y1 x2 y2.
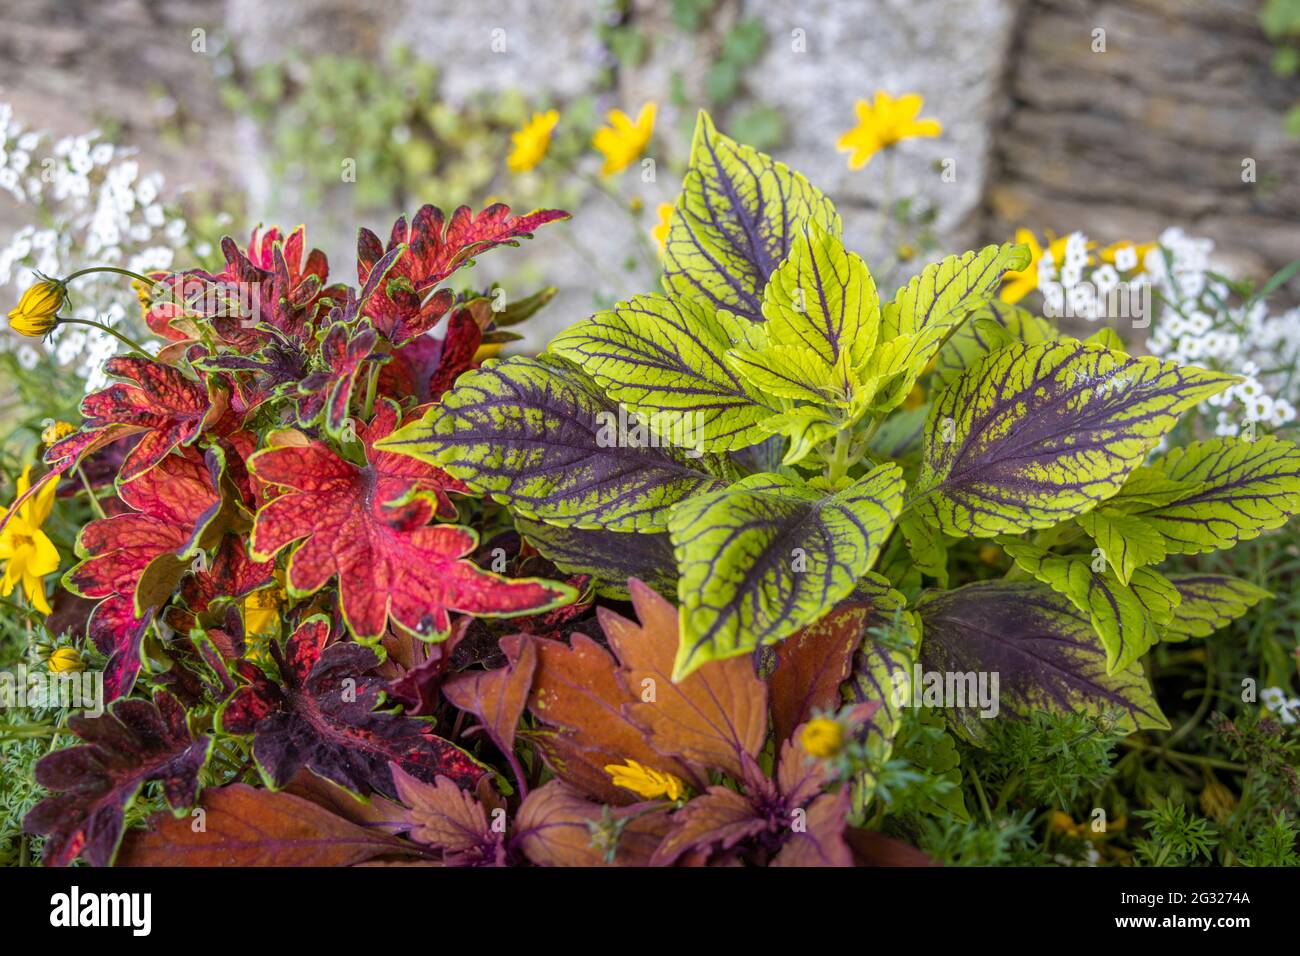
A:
1 0 1297 344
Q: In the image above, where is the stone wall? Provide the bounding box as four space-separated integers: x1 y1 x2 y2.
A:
1 0 1296 345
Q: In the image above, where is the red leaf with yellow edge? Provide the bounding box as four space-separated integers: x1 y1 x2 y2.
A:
522 631 698 805
768 603 869 748
601 578 768 780
295 318 380 435
359 203 569 296
248 402 567 642
116 783 417 867
177 532 276 618
54 357 227 484
23 690 211 866
513 779 670 867
217 617 487 798
443 633 537 757
64 448 225 699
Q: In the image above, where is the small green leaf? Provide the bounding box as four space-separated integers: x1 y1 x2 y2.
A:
1161 574 1272 640
1074 510 1167 586
933 299 1057 387
1114 436 1300 555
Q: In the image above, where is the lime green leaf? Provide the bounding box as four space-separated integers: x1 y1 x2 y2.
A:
872 242 1032 410
757 406 841 466
377 355 734 532
664 110 841 322
1074 510 1167 586
933 299 1057 387
911 340 1236 537
727 344 842 404
548 293 776 451
917 581 1169 738
841 574 921 808
1002 540 1180 673
1116 436 1300 555
668 465 904 679
1162 574 1272 640
897 510 949 586
760 220 879 378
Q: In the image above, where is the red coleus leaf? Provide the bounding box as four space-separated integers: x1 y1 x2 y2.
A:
23 690 211 867
217 617 487 798
177 532 276 619
64 448 225 699
377 307 483 403
47 357 227 483
248 400 572 642
357 204 567 343
295 318 380 435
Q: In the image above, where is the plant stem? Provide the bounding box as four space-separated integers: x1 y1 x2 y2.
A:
75 466 106 520
1120 739 1246 773
58 317 151 359
62 265 159 287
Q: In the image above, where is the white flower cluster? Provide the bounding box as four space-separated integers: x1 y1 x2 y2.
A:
1142 228 1298 436
1261 686 1299 725
0 104 189 390
1028 224 1298 438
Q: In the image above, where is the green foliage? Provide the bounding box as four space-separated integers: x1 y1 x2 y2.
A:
387 110 1300 734
221 46 589 214
974 711 1121 811
1133 799 1220 866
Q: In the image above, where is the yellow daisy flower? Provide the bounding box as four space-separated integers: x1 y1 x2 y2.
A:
0 465 60 615
836 91 942 170
592 102 656 177
507 109 560 174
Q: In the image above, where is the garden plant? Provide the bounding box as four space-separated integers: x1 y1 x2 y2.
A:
2 108 1298 869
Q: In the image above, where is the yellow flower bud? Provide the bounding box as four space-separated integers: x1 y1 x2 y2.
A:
48 648 84 674
8 280 65 336
800 716 845 758
41 421 75 445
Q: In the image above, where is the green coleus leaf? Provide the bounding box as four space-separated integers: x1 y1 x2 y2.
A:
1074 509 1167 586
728 221 879 400
932 299 1057 388
840 574 921 808
1161 573 1272 640
910 340 1236 537
1002 540 1181 673
871 242 1031 411
547 293 776 452
1107 436 1300 555
668 464 904 679
514 516 677 600
757 406 842 466
897 511 949 586
664 110 841 323
916 581 1169 739
377 355 734 532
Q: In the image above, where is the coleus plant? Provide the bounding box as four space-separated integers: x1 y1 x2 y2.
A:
19 203 583 864
380 109 1300 751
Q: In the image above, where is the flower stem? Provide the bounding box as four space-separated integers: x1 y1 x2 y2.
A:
62 265 159 287
58 317 151 359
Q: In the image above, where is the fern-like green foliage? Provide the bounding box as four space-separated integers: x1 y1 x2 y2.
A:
381 110 1300 745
